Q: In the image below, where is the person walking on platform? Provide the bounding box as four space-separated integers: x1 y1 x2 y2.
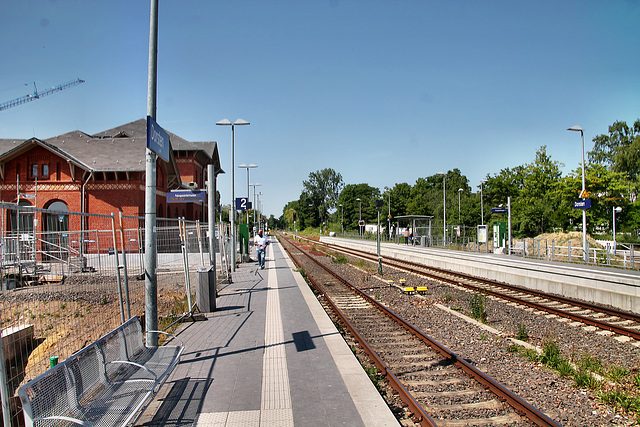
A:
254 229 268 269
403 227 410 244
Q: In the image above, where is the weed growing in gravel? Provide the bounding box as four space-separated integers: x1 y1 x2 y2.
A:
469 292 488 323
363 365 386 396
332 254 348 264
599 387 640 414
556 359 575 378
443 293 453 302
633 373 640 388
573 366 601 389
540 341 562 369
516 323 529 341
576 354 604 376
506 344 521 353
605 365 629 383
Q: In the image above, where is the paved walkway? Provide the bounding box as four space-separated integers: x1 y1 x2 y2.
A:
138 237 398 426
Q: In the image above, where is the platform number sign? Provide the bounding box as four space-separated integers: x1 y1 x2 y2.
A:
236 197 249 211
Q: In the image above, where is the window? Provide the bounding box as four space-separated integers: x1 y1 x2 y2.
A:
42 164 49 179
31 164 38 178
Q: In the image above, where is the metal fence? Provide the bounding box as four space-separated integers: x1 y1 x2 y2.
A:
0 203 218 426
512 237 638 269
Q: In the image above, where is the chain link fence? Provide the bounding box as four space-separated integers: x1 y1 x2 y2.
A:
0 203 216 426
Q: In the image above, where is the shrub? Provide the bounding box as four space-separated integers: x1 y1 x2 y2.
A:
469 292 488 323
516 323 529 341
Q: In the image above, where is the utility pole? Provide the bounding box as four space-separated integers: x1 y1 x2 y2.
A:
145 0 159 346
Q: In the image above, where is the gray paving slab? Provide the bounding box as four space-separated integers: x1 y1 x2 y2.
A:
138 237 398 427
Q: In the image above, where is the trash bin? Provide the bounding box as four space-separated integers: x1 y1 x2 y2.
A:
421 236 426 246
196 266 216 312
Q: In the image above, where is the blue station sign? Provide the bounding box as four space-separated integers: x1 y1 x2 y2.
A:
236 197 249 211
146 116 171 162
167 190 206 203
491 208 508 214
573 199 592 210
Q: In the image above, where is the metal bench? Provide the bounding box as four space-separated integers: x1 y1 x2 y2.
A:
18 316 184 427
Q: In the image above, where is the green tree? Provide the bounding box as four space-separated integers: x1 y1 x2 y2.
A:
337 183 381 230
389 183 412 218
302 168 344 220
589 119 640 187
517 146 564 236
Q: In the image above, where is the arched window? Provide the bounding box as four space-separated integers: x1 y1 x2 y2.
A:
43 201 70 261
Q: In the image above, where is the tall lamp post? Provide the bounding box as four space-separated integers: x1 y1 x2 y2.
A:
250 183 261 230
438 172 446 246
480 179 487 226
238 163 257 226
568 125 588 262
613 206 622 255
375 199 383 275
356 198 362 237
458 188 463 222
216 118 250 272
339 204 344 237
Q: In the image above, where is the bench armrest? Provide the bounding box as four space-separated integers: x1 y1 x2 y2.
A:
35 415 92 427
108 360 159 381
145 330 185 348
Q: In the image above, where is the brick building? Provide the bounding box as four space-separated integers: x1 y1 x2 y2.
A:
0 119 222 235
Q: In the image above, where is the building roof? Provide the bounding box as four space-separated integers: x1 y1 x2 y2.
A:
0 119 222 187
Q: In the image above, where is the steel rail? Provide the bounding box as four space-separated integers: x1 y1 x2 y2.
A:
316 239 640 341
280 233 561 427
281 237 435 426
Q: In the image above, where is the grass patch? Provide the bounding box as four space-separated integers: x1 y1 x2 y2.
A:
469 292 488 323
332 254 349 264
516 323 529 341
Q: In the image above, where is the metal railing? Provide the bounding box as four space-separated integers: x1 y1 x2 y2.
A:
0 203 220 426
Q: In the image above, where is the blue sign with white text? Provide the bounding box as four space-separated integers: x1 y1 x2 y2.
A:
167 190 206 203
573 200 591 209
236 197 249 211
146 116 171 162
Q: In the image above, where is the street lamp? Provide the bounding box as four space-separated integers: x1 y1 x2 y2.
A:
238 163 257 226
339 204 344 237
356 198 362 237
216 118 250 272
613 206 622 255
458 188 463 222
250 183 261 230
438 172 446 246
568 125 588 262
480 179 487 226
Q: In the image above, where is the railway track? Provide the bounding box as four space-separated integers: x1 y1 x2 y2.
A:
305 236 640 343
278 232 560 427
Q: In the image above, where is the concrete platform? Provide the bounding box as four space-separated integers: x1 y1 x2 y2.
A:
138 237 398 426
321 236 640 314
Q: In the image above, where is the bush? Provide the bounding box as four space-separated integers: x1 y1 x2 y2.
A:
469 292 488 323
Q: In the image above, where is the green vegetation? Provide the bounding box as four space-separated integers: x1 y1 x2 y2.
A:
516 323 529 341
469 292 488 323
279 119 640 241
507 341 640 420
332 253 349 264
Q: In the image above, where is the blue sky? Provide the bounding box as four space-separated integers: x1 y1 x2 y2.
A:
1 1 639 217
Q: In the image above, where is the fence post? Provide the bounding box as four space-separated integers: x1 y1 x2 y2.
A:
111 213 126 324
0 313 12 427
118 212 131 320
180 218 193 312
568 241 572 262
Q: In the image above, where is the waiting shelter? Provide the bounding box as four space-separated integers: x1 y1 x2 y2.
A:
395 215 434 246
